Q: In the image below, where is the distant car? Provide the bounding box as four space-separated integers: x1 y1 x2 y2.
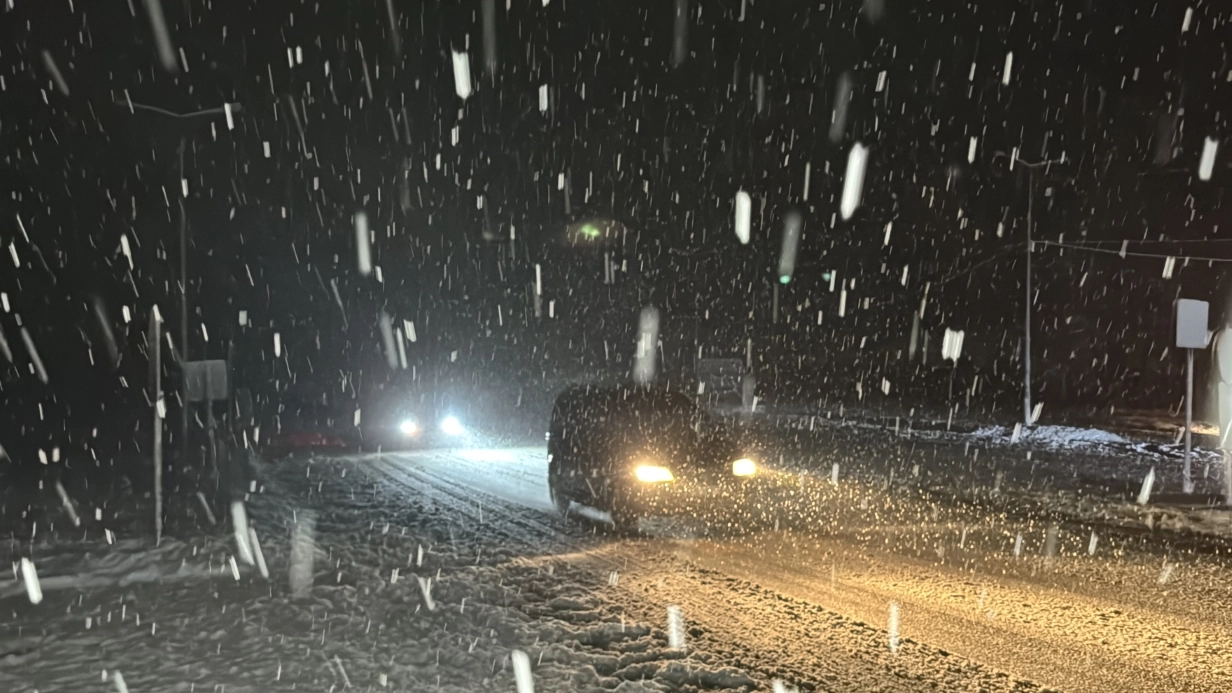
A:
264 430 351 456
263 399 357 456
547 383 763 532
361 407 470 451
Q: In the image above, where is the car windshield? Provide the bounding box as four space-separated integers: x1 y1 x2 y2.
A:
605 390 704 446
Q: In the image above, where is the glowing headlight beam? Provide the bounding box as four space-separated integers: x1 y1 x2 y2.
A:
732 458 757 477
399 420 419 436
440 416 465 436
634 465 674 483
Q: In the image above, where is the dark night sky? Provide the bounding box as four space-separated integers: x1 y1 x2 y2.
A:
0 0 1229 459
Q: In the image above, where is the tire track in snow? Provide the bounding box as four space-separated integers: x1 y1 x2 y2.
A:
528 543 1053 693
353 446 1232 692
358 452 578 551
349 450 1069 691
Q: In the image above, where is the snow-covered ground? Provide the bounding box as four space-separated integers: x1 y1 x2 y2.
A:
0 450 783 692
747 409 1232 588
5 429 1232 691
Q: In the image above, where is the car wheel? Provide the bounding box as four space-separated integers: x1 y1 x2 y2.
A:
548 475 571 516
608 497 640 535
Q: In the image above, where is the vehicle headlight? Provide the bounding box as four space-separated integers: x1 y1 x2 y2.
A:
634 464 675 483
399 420 420 436
440 416 465 436
732 458 757 477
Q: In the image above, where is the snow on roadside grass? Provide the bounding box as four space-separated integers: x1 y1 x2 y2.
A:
1 456 768 692
970 424 1128 447
0 535 247 601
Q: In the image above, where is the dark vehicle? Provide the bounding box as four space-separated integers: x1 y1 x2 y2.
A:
547 383 764 532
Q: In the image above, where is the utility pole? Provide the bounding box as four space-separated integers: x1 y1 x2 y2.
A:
1024 164 1034 429
150 308 163 545
113 101 238 468
1015 153 1066 428
179 138 189 470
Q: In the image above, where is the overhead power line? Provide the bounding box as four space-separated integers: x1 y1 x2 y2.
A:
1057 238 1232 246
111 99 242 120
1037 240 1232 264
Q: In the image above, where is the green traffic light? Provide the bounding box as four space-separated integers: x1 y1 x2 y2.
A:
779 275 791 284
579 224 601 239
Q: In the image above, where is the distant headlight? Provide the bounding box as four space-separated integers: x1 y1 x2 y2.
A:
399 420 420 437
440 416 465 436
634 464 675 483
732 458 757 477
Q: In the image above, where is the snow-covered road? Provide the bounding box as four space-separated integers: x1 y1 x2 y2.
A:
356 445 1232 692
6 441 1231 692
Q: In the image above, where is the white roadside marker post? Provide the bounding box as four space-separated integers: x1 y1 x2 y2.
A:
666 605 686 650
289 510 316 598
888 602 900 653
1138 468 1156 506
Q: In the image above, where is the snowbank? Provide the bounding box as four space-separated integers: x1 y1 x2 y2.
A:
970 424 1128 447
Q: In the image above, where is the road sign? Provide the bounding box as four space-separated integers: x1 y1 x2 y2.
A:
1176 299 1209 349
184 359 229 402
1176 299 1211 494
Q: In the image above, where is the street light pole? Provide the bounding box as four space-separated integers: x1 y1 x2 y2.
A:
112 100 239 477
1015 153 1065 428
